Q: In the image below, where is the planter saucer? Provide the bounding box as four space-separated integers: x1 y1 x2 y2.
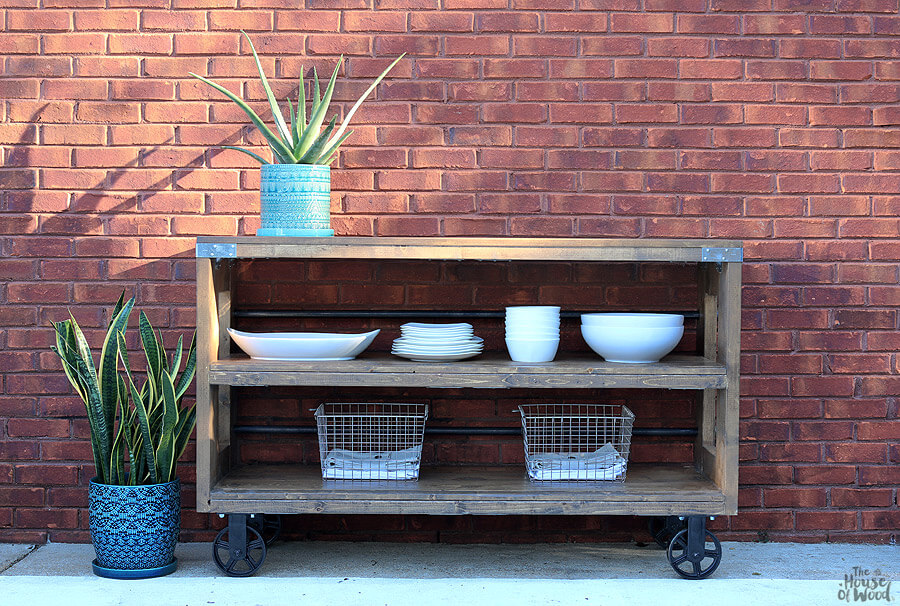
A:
92 558 177 579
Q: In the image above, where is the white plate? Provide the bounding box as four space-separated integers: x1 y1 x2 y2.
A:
393 336 483 346
393 346 484 355
401 322 473 331
228 328 379 361
393 350 482 362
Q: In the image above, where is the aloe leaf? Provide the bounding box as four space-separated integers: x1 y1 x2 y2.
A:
221 145 270 165
294 58 341 159
189 72 294 163
297 67 306 140
288 97 297 148
315 129 353 166
174 333 197 400
297 116 337 164
242 31 293 148
324 53 404 152
120 332 158 485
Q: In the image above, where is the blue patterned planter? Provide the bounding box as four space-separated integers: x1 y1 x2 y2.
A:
89 478 180 577
258 163 334 236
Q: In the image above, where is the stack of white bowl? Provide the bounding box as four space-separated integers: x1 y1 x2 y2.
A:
580 313 684 363
505 306 560 363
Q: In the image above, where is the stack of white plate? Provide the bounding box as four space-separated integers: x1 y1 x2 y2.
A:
505 306 560 363
392 322 484 362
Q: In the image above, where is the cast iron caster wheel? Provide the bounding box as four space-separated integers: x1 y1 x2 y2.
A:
648 516 686 549
249 514 282 547
666 527 722 580
213 525 267 577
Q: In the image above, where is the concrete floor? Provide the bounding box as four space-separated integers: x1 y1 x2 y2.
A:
0 541 897 605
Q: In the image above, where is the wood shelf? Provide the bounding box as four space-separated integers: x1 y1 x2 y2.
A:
196 236 743 263
209 354 727 390
210 464 727 517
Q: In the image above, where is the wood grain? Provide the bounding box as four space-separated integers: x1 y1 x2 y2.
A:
209 354 728 390
209 464 727 516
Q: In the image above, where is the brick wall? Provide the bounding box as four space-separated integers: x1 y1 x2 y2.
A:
2 1 899 544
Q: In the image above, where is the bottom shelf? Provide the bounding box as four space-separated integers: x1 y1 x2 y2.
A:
208 464 726 517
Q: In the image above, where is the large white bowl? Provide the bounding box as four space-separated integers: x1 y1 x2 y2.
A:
228 328 379 361
505 337 560 363
581 313 684 327
581 324 683 363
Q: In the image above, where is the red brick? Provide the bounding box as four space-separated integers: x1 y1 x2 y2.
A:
794 465 856 485
796 511 857 531
764 488 826 508
861 512 900 530
833 488 893 508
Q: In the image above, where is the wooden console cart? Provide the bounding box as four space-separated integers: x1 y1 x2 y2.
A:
195 237 742 579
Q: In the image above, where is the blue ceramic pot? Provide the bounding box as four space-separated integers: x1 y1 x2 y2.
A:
89 478 180 575
258 163 334 236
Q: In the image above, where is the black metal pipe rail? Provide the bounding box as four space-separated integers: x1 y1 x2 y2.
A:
234 425 698 437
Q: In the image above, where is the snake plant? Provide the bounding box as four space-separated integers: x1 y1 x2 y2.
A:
190 32 404 165
50 293 196 486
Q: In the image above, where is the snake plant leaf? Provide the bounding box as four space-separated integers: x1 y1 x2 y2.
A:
174 333 197 400
98 297 135 441
293 58 342 160
51 322 87 402
297 116 337 164
324 53 405 153
170 334 184 380
173 403 196 466
242 31 293 148
119 331 158 485
73 350 109 483
110 394 128 485
157 370 180 482
188 72 294 164
140 312 162 385
110 290 126 329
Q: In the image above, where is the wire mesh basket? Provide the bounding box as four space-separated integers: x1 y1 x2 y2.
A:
517 404 635 482
314 403 428 481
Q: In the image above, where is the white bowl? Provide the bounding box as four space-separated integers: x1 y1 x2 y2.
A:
580 324 683 363
581 313 684 327
505 327 560 337
506 306 560 314
506 320 560 330
228 328 379 361
505 337 560 363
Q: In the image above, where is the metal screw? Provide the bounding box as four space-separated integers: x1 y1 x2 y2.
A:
218 514 225 518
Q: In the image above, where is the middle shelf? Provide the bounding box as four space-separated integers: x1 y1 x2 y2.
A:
209 353 726 389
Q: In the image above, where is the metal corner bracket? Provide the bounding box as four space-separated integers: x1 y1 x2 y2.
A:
701 247 743 263
196 243 237 259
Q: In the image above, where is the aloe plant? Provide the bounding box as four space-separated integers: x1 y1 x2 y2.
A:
50 293 196 486
189 32 404 165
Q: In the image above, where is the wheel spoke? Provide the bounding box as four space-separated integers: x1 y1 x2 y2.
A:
705 548 719 559
692 560 701 577
672 554 688 566
225 555 241 574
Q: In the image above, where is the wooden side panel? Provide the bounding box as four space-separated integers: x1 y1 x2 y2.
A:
697 264 720 457
715 261 742 514
195 257 216 512
196 257 233 512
